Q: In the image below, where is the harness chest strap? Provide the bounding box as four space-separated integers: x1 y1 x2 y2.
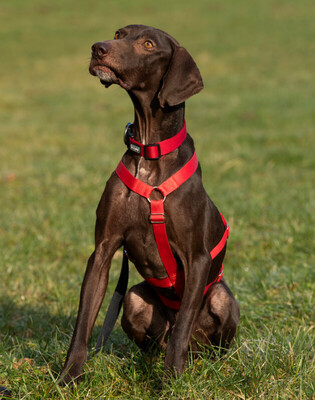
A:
115 152 229 310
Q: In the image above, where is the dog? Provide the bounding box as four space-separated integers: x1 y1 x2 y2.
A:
59 24 240 385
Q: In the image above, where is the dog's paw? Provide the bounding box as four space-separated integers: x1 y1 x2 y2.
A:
58 366 82 387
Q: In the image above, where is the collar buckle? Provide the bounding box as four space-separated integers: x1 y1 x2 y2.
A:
144 143 161 160
129 142 141 154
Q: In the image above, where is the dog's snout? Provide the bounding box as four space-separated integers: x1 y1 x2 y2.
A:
91 42 111 58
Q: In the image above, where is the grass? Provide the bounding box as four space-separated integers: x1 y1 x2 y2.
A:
0 0 314 398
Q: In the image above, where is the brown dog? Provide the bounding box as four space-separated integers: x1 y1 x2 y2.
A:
59 24 240 385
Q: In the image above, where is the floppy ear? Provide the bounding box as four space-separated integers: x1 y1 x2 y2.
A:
158 46 204 108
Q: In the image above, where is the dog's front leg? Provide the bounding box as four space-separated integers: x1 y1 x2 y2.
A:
59 238 121 385
164 255 211 376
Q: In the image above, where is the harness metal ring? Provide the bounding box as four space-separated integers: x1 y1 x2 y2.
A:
147 186 166 203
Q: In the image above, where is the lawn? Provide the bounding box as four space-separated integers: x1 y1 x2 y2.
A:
0 0 314 398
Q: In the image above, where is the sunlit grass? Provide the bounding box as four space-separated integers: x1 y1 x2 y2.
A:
1 0 314 398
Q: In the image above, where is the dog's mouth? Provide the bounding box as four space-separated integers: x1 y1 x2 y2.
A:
89 63 117 88
89 60 130 90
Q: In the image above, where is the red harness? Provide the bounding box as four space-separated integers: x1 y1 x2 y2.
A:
116 123 229 310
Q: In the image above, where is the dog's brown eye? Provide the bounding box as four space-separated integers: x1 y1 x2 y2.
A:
144 41 153 49
114 32 120 40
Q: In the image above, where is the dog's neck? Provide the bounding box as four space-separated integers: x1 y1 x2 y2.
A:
128 91 185 145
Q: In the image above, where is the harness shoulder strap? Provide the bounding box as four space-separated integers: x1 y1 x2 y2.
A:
116 162 153 198
158 152 199 197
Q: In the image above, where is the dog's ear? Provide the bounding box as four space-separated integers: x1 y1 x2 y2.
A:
158 46 203 108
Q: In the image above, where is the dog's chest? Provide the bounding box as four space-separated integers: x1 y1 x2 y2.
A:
124 220 171 280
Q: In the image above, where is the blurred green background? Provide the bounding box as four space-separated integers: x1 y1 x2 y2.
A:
0 0 314 398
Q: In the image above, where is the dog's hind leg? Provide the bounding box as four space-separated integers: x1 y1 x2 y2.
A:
191 280 240 351
121 282 175 351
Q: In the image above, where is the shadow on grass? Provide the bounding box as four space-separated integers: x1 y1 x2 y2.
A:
0 294 160 384
0 295 77 371
0 294 133 361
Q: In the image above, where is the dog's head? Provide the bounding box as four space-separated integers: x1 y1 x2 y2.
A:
89 25 203 108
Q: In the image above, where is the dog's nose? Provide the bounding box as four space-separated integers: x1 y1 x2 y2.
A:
91 42 111 57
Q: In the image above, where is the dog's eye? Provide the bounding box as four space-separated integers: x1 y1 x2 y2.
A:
114 31 120 40
144 41 153 49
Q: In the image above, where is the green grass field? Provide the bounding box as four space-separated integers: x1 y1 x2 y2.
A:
0 0 314 398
